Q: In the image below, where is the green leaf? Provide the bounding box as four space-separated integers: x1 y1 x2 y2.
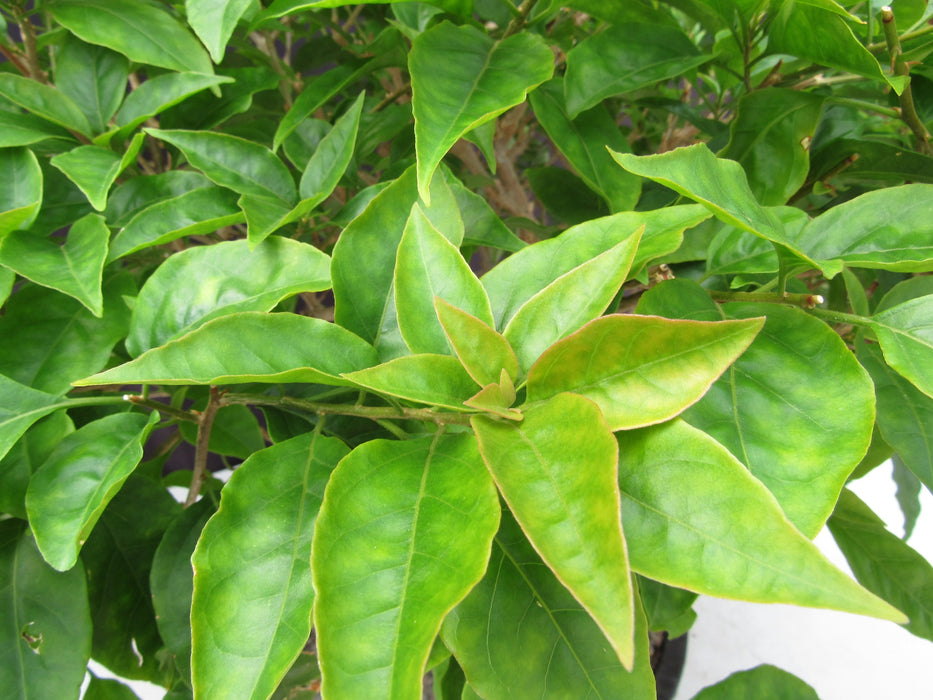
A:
789 185 933 278
435 298 519 387
692 664 819 699
343 354 479 410
108 186 244 260
0 112 73 148
84 675 142 700
114 73 235 133
616 420 905 622
0 147 42 238
186 0 255 62
503 233 641 373
395 205 493 354
610 144 819 268
49 133 145 211
893 455 922 540
720 89 825 205
0 376 68 463
56 35 129 135
0 213 109 316
150 498 215 683
637 576 697 638
145 128 297 204
563 22 711 117
76 312 378 387
869 295 933 398
828 488 933 643
0 278 133 395
125 237 330 356
312 433 500 699
0 520 91 700
857 338 933 493
472 392 635 669
192 431 349 698
80 475 181 681
529 80 641 212
299 91 365 202
0 411 73 520
442 510 656 700
0 74 93 137
26 412 157 571
705 207 809 278
273 66 356 152
526 314 763 430
448 175 525 252
50 0 214 75
410 21 553 202
179 402 264 458
105 170 214 226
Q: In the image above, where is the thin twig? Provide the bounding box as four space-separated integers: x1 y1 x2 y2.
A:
881 6 931 153
709 290 825 309
13 4 47 83
185 387 224 507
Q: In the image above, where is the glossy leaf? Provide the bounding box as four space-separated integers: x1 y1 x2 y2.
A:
50 0 214 75
0 147 42 238
0 74 93 137
472 392 635 668
192 431 349 699
0 376 68 463
692 665 818 699
145 128 297 205
526 314 763 430
503 233 641 373
187 0 254 62
105 170 214 226
868 295 933 398
829 488 933 642
0 411 73 520
273 66 356 151
49 133 145 211
0 112 73 148
108 186 244 260
563 22 711 117
81 475 180 681
299 90 365 202
395 205 493 354
0 278 132 395
442 510 655 700
0 520 91 700
721 89 824 205
126 237 330 356
312 433 500 699
56 36 129 135
448 176 525 252
611 144 818 267
616 420 905 622
409 21 553 202
639 280 875 537
435 298 519 387
482 206 708 330
789 185 933 278
343 354 479 410
77 312 378 387
114 73 235 133
26 412 156 571
705 207 810 278
529 80 641 212
0 213 109 316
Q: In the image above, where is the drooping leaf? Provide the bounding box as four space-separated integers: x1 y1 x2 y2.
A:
692 664 819 699
56 35 129 135
0 74 93 137
616 420 904 622
192 431 349 698
563 22 712 117
114 73 235 133
529 80 641 212
435 298 519 387
50 0 214 75
828 488 933 643
0 147 43 238
312 433 500 699
0 411 73 520
867 294 933 398
49 133 145 211
893 455 922 540
125 237 331 356
442 510 656 700
343 354 479 410
472 392 635 669
26 412 157 571
503 233 641 373
526 314 763 430
0 213 110 316
395 205 493 355
409 21 553 202
108 186 244 260
186 0 255 62
76 312 378 387
638 280 876 537
0 520 91 700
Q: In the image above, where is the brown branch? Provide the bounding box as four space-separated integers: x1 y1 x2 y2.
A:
185 387 224 507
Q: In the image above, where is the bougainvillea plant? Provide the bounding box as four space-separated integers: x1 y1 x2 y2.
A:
1 1 932 698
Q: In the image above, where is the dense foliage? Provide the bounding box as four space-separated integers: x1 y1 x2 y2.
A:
1 0 933 698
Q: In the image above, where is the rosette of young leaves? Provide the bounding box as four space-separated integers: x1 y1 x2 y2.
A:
312 433 500 699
